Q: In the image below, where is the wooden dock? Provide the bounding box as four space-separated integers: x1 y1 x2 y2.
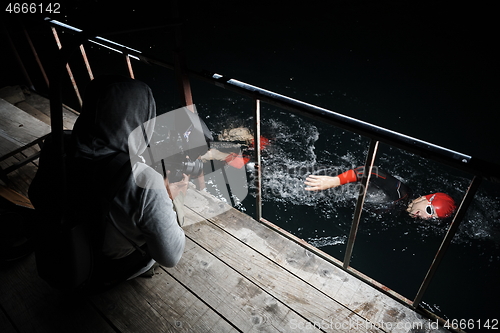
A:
0 89 450 332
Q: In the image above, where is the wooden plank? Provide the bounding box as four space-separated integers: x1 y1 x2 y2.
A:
22 92 79 130
0 132 20 159
0 184 33 208
0 153 39 196
62 107 78 130
181 208 385 333
183 189 449 332
0 85 25 104
89 280 177 333
138 269 237 333
0 88 78 130
0 255 115 333
90 265 238 333
0 97 47 184
182 184 233 227
166 232 323 333
15 101 52 126
0 98 51 149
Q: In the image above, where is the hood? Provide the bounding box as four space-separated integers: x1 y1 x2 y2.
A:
72 75 156 158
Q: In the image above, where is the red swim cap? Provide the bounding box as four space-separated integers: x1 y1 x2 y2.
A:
425 193 456 218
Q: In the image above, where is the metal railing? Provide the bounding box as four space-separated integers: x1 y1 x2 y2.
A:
7 17 499 325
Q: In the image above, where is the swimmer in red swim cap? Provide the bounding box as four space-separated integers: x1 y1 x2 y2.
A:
305 167 457 220
406 192 456 220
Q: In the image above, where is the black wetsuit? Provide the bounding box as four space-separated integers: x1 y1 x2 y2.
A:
351 166 413 207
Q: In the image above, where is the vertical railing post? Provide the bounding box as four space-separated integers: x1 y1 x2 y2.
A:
413 176 482 307
48 34 88 227
51 26 83 108
254 99 262 221
343 139 379 269
124 54 135 79
79 44 94 80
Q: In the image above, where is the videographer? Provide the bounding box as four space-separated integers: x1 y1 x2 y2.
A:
29 75 186 289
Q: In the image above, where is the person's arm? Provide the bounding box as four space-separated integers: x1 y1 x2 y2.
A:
138 171 186 267
304 169 358 191
164 173 189 200
305 166 411 202
140 190 186 267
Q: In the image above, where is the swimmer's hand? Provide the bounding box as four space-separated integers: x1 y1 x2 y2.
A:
304 175 341 191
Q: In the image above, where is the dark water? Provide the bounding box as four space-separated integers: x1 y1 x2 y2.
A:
6 2 499 330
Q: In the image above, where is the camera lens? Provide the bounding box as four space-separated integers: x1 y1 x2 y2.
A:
182 159 204 177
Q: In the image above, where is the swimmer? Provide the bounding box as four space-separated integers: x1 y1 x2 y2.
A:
305 167 456 220
406 193 456 220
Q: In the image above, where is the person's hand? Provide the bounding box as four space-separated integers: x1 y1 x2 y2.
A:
165 173 189 200
304 175 341 191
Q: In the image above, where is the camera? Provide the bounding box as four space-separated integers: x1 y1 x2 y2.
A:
156 132 205 183
148 106 213 183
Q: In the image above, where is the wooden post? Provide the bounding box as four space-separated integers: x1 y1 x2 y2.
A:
172 0 194 111
80 44 94 80
124 54 135 79
51 27 82 108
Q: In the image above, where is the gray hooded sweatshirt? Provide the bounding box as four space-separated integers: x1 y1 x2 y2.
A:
70 76 185 267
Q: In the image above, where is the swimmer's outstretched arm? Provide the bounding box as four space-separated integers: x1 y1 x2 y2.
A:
305 169 358 191
304 175 341 191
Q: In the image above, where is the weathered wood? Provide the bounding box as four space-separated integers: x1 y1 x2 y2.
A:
184 192 449 332
0 98 51 150
167 227 323 333
0 255 115 333
15 101 52 125
182 183 233 227
89 280 178 333
22 91 79 129
0 152 39 196
137 271 238 333
0 184 33 208
90 265 238 333
178 208 381 333
0 98 48 185
0 86 25 105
